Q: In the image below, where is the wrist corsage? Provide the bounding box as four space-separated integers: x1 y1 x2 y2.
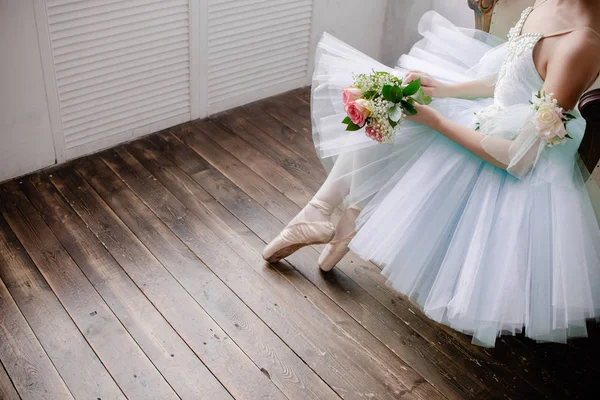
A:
530 91 575 147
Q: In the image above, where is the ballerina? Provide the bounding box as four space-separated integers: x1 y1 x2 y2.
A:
262 0 600 347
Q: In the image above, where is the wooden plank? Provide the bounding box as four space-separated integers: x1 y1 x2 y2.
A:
297 86 311 103
0 183 178 400
0 361 19 400
148 132 284 241
266 88 318 143
192 118 313 206
0 248 73 399
490 333 600 400
126 137 344 400
145 133 272 252
268 88 312 119
49 165 284 400
173 125 496 399
194 118 340 224
241 102 321 166
95 146 437 400
0 205 125 400
213 111 325 191
261 97 312 135
175 123 298 224
20 173 232 400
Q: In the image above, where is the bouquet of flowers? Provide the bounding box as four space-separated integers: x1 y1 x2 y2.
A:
530 91 575 147
342 71 432 143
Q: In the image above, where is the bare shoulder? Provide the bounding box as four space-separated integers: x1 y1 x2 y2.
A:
555 29 600 67
550 30 600 79
544 30 600 109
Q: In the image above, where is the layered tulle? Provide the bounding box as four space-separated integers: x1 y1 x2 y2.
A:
311 11 600 347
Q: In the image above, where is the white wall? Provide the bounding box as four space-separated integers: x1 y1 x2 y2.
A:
309 0 388 75
432 0 474 28
0 0 55 182
310 0 474 69
380 0 474 67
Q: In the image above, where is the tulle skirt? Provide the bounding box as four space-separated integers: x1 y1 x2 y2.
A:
311 11 600 347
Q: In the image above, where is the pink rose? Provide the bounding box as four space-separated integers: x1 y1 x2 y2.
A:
555 107 564 120
366 125 383 142
346 99 371 127
342 86 362 106
551 120 567 139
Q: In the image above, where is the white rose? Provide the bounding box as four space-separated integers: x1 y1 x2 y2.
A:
534 103 562 140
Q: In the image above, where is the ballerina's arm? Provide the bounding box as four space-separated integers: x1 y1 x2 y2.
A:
408 104 509 169
407 32 600 177
447 75 497 100
404 71 496 99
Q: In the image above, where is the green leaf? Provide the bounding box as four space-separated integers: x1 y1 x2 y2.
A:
389 85 403 103
388 118 398 128
403 78 421 96
345 121 362 131
388 105 403 122
400 100 417 116
382 84 393 101
342 116 351 124
362 90 377 100
411 88 432 105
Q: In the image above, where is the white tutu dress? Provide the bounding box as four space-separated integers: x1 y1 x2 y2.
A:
311 8 600 347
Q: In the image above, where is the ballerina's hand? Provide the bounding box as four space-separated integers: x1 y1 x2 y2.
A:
404 71 449 98
405 103 443 130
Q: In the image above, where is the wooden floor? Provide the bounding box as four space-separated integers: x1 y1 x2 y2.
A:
1 88 599 400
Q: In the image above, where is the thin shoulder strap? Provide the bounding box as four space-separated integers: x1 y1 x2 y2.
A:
541 27 600 92
543 27 600 40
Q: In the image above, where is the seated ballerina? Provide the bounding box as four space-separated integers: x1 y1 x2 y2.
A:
263 0 600 347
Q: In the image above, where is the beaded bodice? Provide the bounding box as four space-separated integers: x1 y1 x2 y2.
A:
494 7 545 108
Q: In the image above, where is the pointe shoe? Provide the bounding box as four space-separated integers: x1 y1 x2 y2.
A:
318 231 356 272
262 199 336 263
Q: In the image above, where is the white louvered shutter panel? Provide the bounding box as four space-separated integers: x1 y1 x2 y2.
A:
207 0 313 114
45 0 193 159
